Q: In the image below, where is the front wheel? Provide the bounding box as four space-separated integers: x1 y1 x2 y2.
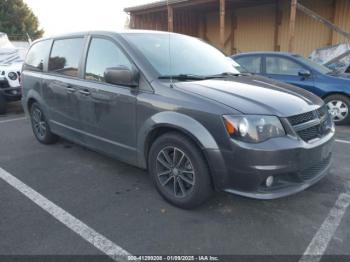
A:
324 94 350 125
30 102 58 144
148 132 213 209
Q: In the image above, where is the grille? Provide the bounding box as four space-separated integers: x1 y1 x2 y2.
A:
288 106 331 143
297 125 320 142
288 111 316 126
299 155 331 181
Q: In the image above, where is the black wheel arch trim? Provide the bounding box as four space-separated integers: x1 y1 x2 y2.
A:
137 112 220 169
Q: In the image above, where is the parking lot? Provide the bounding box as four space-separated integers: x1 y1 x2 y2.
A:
0 102 350 261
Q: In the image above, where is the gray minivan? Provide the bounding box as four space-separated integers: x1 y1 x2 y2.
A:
22 31 335 208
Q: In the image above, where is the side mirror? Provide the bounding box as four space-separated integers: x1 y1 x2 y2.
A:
104 66 139 87
298 69 311 79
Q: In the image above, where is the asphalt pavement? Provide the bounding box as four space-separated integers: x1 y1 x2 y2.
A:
0 102 349 262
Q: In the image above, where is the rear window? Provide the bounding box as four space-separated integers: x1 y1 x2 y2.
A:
48 38 84 77
24 40 52 71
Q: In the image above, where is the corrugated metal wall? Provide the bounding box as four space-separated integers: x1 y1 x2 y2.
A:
204 0 350 56
332 0 350 44
234 4 276 53
278 0 334 56
131 0 350 56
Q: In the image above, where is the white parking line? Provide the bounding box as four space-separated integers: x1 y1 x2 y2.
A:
0 117 26 124
0 167 131 262
299 185 350 262
335 139 350 145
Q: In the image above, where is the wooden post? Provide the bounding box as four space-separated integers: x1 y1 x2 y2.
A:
230 13 237 54
220 0 226 51
274 0 281 51
288 0 297 52
168 5 174 32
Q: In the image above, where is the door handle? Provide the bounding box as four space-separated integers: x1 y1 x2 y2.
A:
65 86 76 93
79 89 91 96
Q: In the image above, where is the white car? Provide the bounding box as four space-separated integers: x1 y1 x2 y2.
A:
0 32 27 114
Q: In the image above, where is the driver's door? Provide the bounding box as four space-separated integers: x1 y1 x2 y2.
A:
263 55 316 93
78 36 138 164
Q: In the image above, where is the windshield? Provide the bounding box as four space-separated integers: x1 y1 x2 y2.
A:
293 55 332 74
123 33 239 77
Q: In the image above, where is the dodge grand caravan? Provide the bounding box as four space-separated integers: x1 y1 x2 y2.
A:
21 31 335 208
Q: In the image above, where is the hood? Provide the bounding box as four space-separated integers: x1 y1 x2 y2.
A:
327 71 350 79
0 33 26 66
0 61 23 71
174 76 323 117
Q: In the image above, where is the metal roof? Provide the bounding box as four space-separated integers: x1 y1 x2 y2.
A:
124 0 188 13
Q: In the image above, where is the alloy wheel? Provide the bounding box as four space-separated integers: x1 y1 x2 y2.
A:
327 100 349 122
32 107 47 139
156 146 195 198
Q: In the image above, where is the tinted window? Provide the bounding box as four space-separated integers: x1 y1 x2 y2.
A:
266 56 304 76
25 40 52 71
235 56 262 73
123 33 239 76
85 38 132 83
48 38 84 77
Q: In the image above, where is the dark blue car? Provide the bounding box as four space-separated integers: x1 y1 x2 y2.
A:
232 52 350 125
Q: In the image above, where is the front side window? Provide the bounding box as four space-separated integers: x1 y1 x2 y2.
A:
85 38 132 83
266 56 304 76
48 38 84 77
235 56 262 74
25 40 52 71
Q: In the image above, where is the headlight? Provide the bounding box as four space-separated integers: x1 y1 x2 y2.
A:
8 72 18 81
223 115 286 143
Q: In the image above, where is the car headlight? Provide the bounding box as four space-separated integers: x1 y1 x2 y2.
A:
223 115 286 143
8 72 17 81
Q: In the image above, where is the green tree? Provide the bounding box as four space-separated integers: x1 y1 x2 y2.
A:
0 0 44 40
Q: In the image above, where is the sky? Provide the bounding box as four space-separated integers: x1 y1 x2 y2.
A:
23 0 157 37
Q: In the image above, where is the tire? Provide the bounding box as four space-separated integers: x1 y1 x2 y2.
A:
0 94 6 115
148 132 213 209
30 102 59 144
324 94 350 125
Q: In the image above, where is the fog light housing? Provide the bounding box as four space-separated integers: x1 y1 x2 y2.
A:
266 176 274 187
8 72 17 81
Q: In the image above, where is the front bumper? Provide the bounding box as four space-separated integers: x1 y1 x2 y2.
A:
205 130 335 199
0 82 22 101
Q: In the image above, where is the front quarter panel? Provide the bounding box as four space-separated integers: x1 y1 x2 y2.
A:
314 74 350 97
137 111 220 168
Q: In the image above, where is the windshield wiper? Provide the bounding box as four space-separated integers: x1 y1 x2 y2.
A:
158 72 242 81
158 74 206 81
203 72 241 79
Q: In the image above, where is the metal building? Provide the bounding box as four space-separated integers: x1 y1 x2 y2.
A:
125 0 350 56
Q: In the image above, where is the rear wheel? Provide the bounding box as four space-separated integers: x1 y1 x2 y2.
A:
324 94 350 125
30 102 58 144
0 94 6 114
148 132 213 209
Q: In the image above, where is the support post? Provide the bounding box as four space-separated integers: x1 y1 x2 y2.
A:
168 5 174 32
274 0 281 51
288 0 297 52
220 0 226 51
231 12 237 54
